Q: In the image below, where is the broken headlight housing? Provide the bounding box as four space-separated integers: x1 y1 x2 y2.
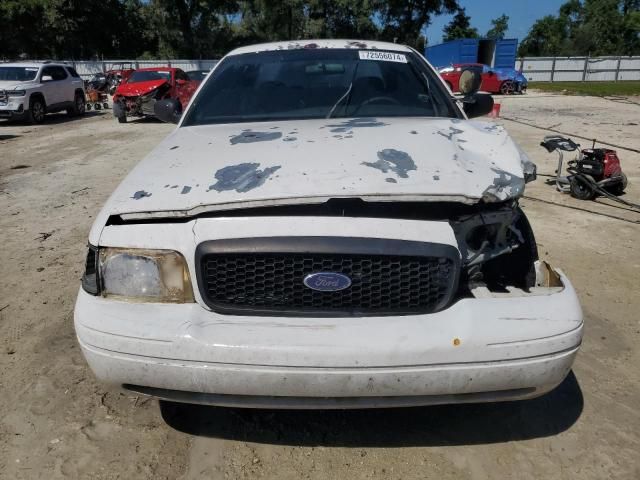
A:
82 246 194 303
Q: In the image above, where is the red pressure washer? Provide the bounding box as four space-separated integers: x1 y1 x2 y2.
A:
540 135 628 201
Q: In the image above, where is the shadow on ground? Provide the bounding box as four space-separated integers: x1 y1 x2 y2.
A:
160 371 582 447
0 134 20 141
0 111 105 127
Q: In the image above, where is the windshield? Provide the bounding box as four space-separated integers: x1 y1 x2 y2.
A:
183 49 459 126
0 67 39 82
127 70 171 83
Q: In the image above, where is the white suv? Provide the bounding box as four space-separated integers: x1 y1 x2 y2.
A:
0 62 85 123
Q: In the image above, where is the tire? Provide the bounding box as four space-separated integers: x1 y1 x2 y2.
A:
606 172 627 196
86 104 92 111
103 102 109 109
26 97 46 124
117 114 127 124
67 92 86 117
94 103 102 110
499 80 515 95
570 175 596 200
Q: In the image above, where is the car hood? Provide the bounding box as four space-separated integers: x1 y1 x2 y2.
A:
0 80 32 90
97 117 531 223
115 79 167 96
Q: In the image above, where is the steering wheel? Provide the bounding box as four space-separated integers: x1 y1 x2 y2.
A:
353 96 400 114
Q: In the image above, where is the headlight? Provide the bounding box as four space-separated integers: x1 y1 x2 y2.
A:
81 246 194 303
7 90 26 97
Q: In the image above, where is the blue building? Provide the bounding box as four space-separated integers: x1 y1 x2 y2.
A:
425 38 518 69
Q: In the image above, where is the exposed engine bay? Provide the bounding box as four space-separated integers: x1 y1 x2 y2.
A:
118 82 172 117
106 198 539 299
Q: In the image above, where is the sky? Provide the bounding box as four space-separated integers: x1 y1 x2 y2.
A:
425 0 565 46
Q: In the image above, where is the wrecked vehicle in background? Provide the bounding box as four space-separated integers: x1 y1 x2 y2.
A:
440 63 527 95
186 69 211 82
75 40 582 409
112 67 198 123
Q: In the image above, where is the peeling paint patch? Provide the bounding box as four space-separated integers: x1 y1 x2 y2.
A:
385 177 397 183
180 186 191 195
327 117 387 133
131 190 151 200
433 175 440 180
209 163 281 193
283 136 297 142
170 145 179 150
230 130 283 145
437 126 465 141
170 185 178 189
409 130 418 134
481 168 525 202
363 149 417 179
346 41 367 48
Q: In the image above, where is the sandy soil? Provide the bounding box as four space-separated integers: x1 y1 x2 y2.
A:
0 92 638 479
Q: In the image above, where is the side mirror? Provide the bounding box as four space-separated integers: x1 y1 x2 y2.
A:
458 69 482 96
463 93 494 119
41 75 53 82
154 98 182 124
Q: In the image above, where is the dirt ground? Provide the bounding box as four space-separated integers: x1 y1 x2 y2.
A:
1 92 638 480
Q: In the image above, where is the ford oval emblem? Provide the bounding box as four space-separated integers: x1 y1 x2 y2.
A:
303 272 352 292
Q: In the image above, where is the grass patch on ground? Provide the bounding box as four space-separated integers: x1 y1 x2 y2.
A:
529 81 640 96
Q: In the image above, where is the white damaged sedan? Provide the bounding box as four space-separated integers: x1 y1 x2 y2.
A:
75 40 583 409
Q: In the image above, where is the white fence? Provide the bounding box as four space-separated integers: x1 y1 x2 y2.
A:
67 59 219 79
6 56 640 82
516 56 640 82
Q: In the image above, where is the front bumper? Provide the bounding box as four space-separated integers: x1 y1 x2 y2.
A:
75 272 582 408
76 216 582 408
0 101 25 118
80 337 578 408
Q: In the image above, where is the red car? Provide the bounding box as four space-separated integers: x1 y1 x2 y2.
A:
112 67 200 123
439 63 515 95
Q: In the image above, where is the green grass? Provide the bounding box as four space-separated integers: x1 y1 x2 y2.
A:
529 81 640 97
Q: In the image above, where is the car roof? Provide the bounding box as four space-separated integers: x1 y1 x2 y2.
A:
134 67 176 72
228 39 414 56
0 62 67 68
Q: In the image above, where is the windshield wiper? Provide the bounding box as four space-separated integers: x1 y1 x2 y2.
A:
326 82 353 119
326 61 361 119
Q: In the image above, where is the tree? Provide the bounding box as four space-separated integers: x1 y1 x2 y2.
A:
442 7 479 42
519 0 640 57
518 15 568 56
486 14 509 39
306 0 377 39
237 0 307 43
0 0 50 60
375 0 459 51
1 0 468 60
144 0 238 58
621 0 640 54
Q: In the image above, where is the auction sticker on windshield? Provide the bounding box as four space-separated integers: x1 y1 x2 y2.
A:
358 51 407 63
